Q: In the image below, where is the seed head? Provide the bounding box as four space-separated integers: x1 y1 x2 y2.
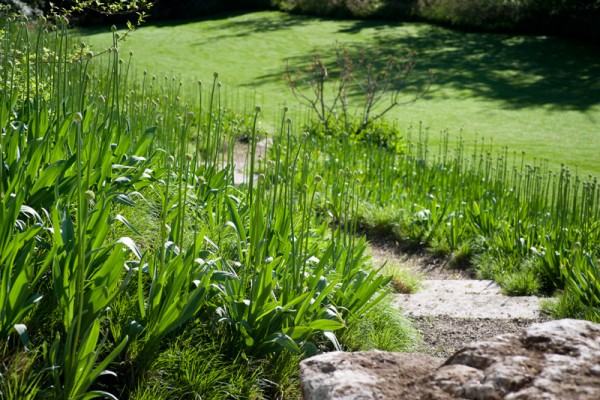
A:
97 94 105 104
85 190 95 201
187 111 195 121
73 112 83 123
213 72 219 78
111 25 117 32
85 51 93 60
167 155 175 166
255 105 262 113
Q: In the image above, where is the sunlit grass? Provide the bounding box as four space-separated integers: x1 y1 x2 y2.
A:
81 10 600 177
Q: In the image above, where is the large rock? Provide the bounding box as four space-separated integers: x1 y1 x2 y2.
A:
299 319 600 399
300 351 444 399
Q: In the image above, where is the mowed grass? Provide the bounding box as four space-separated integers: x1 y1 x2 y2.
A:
82 11 600 177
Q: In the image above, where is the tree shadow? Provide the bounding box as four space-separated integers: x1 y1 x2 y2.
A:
248 19 600 112
189 12 313 46
81 11 311 39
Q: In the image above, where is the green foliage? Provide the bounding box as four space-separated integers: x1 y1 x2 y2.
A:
0 13 395 397
0 349 41 400
128 326 303 400
130 334 265 400
308 127 600 314
379 261 421 294
500 270 540 296
340 296 419 352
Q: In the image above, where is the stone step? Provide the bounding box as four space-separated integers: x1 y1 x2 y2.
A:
392 279 544 319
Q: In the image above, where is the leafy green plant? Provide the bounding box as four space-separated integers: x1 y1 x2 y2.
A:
0 191 46 343
561 251 600 321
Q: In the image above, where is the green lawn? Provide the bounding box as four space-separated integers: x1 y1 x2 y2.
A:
82 11 600 177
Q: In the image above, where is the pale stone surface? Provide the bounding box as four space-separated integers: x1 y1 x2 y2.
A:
393 280 543 319
300 319 600 400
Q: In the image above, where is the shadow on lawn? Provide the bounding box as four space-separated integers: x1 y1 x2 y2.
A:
191 12 313 46
82 11 311 40
248 20 600 112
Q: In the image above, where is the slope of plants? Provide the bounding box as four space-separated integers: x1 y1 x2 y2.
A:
0 11 415 399
297 130 600 320
2 6 600 400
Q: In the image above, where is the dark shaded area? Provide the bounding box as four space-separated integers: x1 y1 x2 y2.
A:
243 17 600 111
146 0 272 23
76 9 292 36
189 11 313 45
0 0 273 26
3 0 599 44
274 0 600 44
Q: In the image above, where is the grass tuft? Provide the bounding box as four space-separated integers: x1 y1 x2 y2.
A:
340 296 420 352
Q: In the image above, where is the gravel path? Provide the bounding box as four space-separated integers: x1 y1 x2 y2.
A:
409 315 550 358
368 241 551 358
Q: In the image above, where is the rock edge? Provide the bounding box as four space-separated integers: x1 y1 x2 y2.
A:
300 319 600 399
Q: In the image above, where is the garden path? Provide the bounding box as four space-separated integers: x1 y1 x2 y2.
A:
369 242 550 357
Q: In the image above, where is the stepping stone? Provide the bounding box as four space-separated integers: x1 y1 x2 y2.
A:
392 279 543 319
